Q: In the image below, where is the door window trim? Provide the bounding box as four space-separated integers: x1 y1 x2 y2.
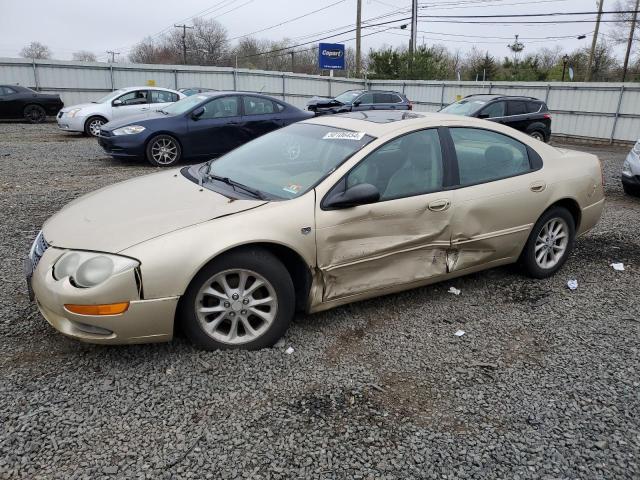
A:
442 126 543 189
115 89 150 106
320 127 454 210
198 94 241 119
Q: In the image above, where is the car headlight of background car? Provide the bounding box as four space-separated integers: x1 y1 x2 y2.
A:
632 140 640 156
53 251 139 288
67 108 83 118
113 125 146 136
622 158 633 177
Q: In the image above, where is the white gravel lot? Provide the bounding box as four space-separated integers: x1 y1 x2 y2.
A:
0 122 638 479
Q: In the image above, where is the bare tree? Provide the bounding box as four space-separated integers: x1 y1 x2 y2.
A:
20 41 51 59
72 50 97 62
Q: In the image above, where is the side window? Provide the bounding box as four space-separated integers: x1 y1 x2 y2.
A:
275 102 286 113
373 92 393 104
507 101 527 116
150 90 178 103
243 96 275 115
357 92 374 104
346 129 444 201
527 101 542 113
201 96 239 119
0 86 16 96
116 90 148 105
480 101 505 118
450 128 531 186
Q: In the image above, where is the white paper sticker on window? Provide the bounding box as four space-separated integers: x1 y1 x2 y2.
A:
323 131 366 140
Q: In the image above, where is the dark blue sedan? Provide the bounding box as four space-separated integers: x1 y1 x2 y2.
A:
98 92 314 167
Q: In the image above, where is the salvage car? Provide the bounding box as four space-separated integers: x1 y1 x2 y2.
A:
98 91 313 167
622 139 640 196
57 86 185 137
307 89 412 115
0 85 63 123
27 111 604 350
440 94 552 142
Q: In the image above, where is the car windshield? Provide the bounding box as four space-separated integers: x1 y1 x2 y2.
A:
441 98 488 116
160 94 208 114
207 123 375 200
94 89 126 103
334 90 363 104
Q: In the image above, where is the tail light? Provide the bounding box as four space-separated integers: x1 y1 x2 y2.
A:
543 114 551 120
408 101 413 110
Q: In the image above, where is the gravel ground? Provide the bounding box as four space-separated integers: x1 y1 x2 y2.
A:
1 122 639 480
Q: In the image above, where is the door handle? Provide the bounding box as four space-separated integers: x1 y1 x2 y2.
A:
428 199 450 212
530 182 546 192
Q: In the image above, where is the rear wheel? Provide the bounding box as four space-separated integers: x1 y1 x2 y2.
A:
623 182 640 197
520 207 575 279
529 130 545 142
23 105 46 124
84 116 106 137
146 134 182 167
179 248 295 350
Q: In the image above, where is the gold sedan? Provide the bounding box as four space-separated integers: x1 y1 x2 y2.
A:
26 111 605 350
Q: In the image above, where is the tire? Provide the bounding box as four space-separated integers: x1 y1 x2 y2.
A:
622 182 640 197
529 130 545 142
520 206 576 279
145 134 182 167
84 116 107 137
178 248 295 350
23 104 46 124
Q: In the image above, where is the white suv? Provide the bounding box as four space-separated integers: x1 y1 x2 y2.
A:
57 87 185 136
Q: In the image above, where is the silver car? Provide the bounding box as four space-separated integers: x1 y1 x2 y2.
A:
622 139 640 196
57 86 185 137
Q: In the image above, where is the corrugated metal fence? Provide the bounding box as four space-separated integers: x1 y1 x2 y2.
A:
1 57 639 143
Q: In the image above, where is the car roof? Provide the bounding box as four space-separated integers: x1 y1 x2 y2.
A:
303 110 489 137
464 94 542 102
117 86 179 93
189 91 287 101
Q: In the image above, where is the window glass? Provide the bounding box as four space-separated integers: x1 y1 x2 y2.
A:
0 86 16 96
243 96 275 115
507 101 527 116
373 92 393 103
450 128 530 185
347 129 443 201
150 90 178 103
201 96 239 119
335 90 363 104
357 92 374 104
440 98 487 116
480 101 505 118
527 101 542 113
116 90 148 105
275 102 285 112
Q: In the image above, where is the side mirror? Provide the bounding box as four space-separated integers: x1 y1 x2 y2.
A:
112 99 123 107
477 113 489 119
191 107 205 120
353 100 361 107
324 183 380 209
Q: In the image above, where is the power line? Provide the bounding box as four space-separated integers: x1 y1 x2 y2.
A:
419 10 640 19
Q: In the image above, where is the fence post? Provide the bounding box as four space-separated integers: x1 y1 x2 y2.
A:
402 82 406 95
109 65 115 91
544 83 551 104
173 69 178 90
233 68 238 91
440 82 445 108
328 77 332 97
32 60 39 91
282 74 286 100
610 84 625 144
488 82 493 94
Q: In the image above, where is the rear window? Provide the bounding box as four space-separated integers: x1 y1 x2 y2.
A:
527 101 542 113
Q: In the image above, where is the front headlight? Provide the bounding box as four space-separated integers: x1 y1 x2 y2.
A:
53 251 139 288
113 125 146 136
622 159 633 177
67 108 82 118
633 140 640 156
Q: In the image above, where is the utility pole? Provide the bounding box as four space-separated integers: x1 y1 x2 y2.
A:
290 51 295 72
106 50 119 63
174 24 194 65
622 0 640 82
355 0 362 77
586 0 603 82
409 0 418 72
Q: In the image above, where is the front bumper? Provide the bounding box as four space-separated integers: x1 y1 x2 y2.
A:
31 247 178 345
622 150 640 193
56 113 86 133
98 133 146 158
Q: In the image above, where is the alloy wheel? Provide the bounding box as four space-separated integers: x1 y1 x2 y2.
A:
88 119 104 136
150 138 178 165
25 106 45 123
195 269 278 345
534 217 569 269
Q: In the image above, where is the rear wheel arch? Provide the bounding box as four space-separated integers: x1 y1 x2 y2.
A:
548 198 581 231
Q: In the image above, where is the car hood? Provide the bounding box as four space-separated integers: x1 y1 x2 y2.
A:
61 102 95 113
42 169 266 253
306 96 344 108
102 111 170 130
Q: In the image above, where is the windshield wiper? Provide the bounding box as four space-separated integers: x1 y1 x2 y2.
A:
205 171 266 200
156 109 169 115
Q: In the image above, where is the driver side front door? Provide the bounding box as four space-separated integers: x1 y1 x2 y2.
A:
314 128 454 301
111 90 150 120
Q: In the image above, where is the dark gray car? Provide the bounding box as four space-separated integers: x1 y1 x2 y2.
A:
307 89 412 116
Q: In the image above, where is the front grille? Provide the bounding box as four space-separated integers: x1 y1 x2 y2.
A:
29 231 49 271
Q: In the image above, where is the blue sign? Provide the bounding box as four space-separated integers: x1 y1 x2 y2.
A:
319 43 345 70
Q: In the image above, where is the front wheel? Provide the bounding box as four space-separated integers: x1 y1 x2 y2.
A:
146 134 182 167
179 248 295 350
24 105 46 124
84 116 106 137
520 207 575 279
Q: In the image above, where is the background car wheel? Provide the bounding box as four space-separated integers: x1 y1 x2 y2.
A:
179 248 295 350
84 116 106 137
529 131 545 142
23 105 46 124
520 206 575 279
146 135 182 167
622 182 640 196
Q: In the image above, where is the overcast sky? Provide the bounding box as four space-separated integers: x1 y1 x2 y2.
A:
0 0 627 62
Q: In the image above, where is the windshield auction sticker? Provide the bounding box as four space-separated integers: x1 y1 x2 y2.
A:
323 131 366 140
283 184 302 195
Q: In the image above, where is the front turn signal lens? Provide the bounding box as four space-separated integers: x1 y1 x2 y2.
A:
64 302 130 316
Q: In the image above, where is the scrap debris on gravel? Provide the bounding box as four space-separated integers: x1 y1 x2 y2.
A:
1 123 638 479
